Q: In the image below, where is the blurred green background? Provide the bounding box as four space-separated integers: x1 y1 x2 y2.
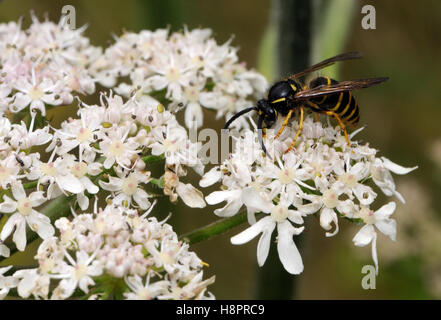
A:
1 0 441 299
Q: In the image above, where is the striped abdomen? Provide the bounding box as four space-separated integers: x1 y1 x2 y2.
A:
307 76 360 126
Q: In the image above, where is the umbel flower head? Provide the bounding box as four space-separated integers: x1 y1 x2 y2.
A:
6 203 215 300
202 115 417 274
103 26 267 129
0 13 102 123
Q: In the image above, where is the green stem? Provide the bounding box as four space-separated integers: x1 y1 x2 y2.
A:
253 0 313 300
23 181 38 189
180 211 248 245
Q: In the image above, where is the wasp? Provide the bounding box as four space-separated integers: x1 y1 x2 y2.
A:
224 52 388 157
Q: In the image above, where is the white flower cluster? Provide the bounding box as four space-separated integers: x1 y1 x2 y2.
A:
0 203 215 300
0 15 221 299
0 89 207 249
202 116 417 274
102 27 268 129
0 13 104 122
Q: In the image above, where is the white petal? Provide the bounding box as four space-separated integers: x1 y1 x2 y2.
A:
320 208 339 237
352 224 375 247
213 198 243 217
185 102 203 129
231 216 273 245
13 218 27 251
87 263 103 277
13 93 31 110
277 221 304 274
381 157 418 175
287 210 304 225
56 174 84 194
298 201 322 215
81 177 99 194
205 190 239 205
0 244 10 258
371 232 379 274
394 190 406 204
257 223 276 266
58 278 77 299
0 195 18 213
199 167 221 187
375 219 397 241
375 202 396 219
247 209 257 225
241 187 273 214
27 210 55 239
79 276 95 294
77 192 89 211
11 182 26 200
133 189 151 210
98 176 122 192
29 191 46 207
103 157 115 169
17 273 37 298
353 184 377 206
176 182 206 208
0 213 22 242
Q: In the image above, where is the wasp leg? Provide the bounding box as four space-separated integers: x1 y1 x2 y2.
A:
274 109 293 140
284 106 304 153
325 111 350 146
314 113 319 122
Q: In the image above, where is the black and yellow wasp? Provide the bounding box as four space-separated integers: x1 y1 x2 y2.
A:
223 52 388 156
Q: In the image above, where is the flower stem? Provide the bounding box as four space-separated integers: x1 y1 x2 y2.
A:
179 211 248 245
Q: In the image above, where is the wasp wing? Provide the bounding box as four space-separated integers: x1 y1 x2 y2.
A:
294 77 389 100
289 52 363 79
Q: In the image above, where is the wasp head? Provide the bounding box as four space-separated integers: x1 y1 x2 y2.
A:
256 99 276 128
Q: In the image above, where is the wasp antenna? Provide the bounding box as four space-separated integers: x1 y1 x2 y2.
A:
340 51 363 59
257 116 272 160
224 107 257 129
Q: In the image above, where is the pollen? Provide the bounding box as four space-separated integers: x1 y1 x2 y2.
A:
358 207 376 224
185 86 199 102
77 127 92 142
137 288 153 300
322 189 339 209
17 198 33 216
109 140 125 157
278 168 295 184
160 251 175 265
73 263 88 280
271 204 288 223
71 162 88 178
28 86 44 100
165 67 180 82
339 172 357 188
41 162 58 177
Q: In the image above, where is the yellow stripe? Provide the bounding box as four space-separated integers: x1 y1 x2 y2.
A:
340 94 352 117
344 100 357 121
331 92 344 111
271 97 286 104
290 84 297 91
317 95 327 104
326 77 331 86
